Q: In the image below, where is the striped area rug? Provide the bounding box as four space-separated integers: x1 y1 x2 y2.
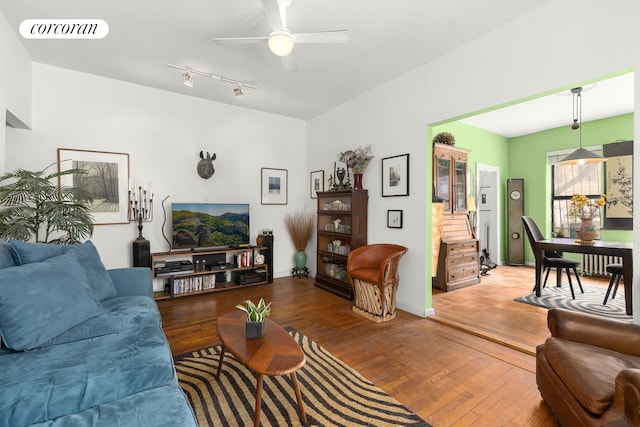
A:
174 327 430 427
514 284 632 323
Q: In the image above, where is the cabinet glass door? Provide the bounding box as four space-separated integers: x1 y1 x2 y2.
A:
454 160 467 212
436 157 451 211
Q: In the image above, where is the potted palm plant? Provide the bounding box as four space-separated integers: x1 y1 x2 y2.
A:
0 164 94 243
283 211 316 271
236 298 272 338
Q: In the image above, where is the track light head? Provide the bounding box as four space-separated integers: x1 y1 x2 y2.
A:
183 72 193 88
233 85 243 96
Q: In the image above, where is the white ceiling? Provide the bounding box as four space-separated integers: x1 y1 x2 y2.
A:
460 72 635 138
1 1 633 132
1 0 555 121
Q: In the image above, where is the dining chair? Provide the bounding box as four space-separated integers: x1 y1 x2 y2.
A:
521 216 584 299
603 263 623 305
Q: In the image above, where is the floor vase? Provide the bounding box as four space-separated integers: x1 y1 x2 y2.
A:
294 251 307 269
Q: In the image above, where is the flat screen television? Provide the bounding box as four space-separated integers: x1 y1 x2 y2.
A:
171 203 250 250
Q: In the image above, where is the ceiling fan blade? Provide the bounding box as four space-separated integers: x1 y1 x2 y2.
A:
281 54 297 72
261 0 286 31
293 30 349 44
212 36 268 45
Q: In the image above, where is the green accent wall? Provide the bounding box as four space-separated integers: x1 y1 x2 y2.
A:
509 113 633 263
431 121 510 259
430 113 633 269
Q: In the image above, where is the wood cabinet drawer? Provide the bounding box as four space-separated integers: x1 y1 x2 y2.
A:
447 241 478 255
447 264 479 283
447 252 478 267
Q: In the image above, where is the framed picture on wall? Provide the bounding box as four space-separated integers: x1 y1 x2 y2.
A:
310 170 324 199
261 167 288 205
387 210 403 228
57 148 130 225
603 140 633 230
382 154 410 197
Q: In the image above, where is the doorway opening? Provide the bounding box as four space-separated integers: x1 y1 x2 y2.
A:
476 164 500 267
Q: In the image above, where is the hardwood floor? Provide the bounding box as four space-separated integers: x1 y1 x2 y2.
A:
158 266 610 426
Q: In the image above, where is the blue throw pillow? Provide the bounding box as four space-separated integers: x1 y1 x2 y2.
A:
0 252 104 351
0 241 16 269
10 240 116 300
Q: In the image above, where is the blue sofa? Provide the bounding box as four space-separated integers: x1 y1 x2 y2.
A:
0 240 197 427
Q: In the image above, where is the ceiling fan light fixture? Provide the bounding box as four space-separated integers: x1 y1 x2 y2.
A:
183 72 193 87
268 31 294 56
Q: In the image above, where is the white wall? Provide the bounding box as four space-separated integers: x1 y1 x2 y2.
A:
5 63 307 289
0 10 32 174
307 0 640 318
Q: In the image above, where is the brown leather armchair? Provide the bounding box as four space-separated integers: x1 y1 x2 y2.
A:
537 308 640 426
347 244 408 323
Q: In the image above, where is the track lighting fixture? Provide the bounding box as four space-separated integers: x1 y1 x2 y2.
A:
183 72 193 87
166 64 257 94
557 86 607 166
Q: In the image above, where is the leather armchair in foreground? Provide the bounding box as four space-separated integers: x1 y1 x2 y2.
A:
537 308 640 426
347 244 407 323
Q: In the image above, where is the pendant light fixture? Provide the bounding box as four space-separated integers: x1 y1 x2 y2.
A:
557 87 607 165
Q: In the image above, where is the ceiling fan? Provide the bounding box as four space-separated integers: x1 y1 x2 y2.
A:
212 0 348 72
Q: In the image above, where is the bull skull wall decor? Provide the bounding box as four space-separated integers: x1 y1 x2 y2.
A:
197 151 216 179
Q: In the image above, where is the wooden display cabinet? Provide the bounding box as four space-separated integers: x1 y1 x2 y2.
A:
433 142 469 214
432 142 480 291
151 246 269 300
314 189 368 300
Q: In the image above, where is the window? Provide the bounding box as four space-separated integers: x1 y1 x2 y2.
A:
552 163 602 237
549 150 603 238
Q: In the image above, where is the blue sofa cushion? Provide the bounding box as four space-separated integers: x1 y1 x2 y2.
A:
0 252 104 351
0 240 16 269
10 240 116 300
41 295 161 347
0 326 177 427
29 385 197 427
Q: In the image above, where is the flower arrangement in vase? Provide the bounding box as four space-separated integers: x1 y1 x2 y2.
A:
283 211 316 270
570 194 606 244
337 145 374 189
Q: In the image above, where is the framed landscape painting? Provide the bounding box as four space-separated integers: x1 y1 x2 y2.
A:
261 167 288 205
57 148 130 225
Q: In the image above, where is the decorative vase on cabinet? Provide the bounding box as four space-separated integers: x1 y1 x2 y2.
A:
353 173 363 189
314 189 368 300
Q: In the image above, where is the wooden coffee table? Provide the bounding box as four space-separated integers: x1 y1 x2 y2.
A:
215 311 307 427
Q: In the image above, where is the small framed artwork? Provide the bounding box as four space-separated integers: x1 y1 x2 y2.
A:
310 170 324 199
387 210 403 228
382 153 410 197
57 148 130 225
261 167 288 205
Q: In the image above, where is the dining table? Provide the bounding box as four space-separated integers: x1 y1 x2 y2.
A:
533 237 634 315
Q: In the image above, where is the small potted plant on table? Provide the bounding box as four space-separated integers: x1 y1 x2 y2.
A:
236 298 272 338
